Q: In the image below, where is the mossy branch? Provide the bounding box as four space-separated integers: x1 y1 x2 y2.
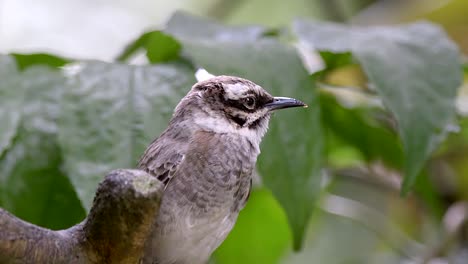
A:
0 169 163 264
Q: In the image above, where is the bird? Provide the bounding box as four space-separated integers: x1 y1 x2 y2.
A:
137 71 307 264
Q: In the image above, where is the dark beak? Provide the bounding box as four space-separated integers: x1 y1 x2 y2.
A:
265 97 308 111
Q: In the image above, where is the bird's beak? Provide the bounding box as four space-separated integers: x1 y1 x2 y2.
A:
265 97 308 111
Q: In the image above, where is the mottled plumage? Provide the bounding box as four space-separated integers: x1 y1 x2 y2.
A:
137 75 306 264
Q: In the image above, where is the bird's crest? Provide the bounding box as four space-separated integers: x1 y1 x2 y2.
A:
195 69 216 82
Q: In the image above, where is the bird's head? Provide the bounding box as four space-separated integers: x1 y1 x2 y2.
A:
172 75 306 144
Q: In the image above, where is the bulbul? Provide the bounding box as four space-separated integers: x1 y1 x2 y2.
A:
138 73 306 264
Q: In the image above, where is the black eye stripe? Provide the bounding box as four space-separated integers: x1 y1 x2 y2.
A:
230 115 246 126
225 99 256 113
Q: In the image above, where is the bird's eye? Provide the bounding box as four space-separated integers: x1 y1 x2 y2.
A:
244 97 256 109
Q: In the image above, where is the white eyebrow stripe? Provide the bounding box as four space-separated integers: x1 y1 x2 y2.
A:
224 83 250 100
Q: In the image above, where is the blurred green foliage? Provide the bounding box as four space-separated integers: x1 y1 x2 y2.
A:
0 10 467 264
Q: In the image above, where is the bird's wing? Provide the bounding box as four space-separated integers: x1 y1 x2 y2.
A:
152 153 183 186
137 136 186 187
139 152 184 186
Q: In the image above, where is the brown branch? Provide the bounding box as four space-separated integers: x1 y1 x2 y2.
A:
0 169 163 263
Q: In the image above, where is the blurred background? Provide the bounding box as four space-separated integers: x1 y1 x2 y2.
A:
1 0 468 264
2 0 467 59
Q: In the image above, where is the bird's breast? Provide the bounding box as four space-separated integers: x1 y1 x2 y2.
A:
163 131 255 216
147 131 257 264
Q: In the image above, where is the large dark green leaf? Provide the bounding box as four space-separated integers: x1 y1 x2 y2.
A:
0 55 85 229
293 20 462 194
59 61 195 210
166 12 323 250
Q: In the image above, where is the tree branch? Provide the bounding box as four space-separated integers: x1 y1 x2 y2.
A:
0 169 163 263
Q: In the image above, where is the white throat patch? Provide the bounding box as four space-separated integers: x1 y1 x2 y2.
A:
193 113 268 154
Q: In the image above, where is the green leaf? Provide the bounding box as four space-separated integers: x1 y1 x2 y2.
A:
116 31 182 63
145 31 182 63
12 53 70 71
320 93 403 168
0 56 22 158
319 51 354 71
166 12 323 250
293 20 462 194
412 169 444 219
59 61 195 210
116 32 153 62
0 55 85 229
214 188 291 264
